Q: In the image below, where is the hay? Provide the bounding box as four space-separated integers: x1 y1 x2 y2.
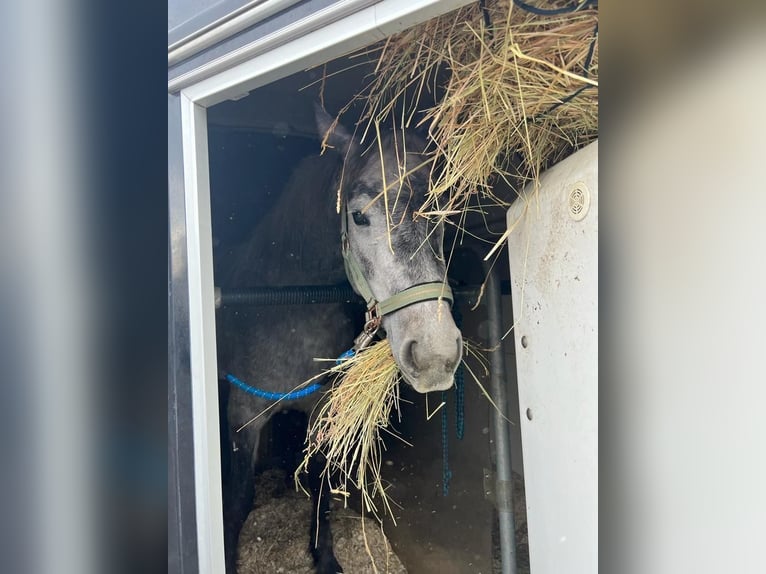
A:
297 340 403 525
332 0 598 254
296 339 493 524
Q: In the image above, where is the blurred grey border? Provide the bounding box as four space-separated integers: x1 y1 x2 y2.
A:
1 1 765 573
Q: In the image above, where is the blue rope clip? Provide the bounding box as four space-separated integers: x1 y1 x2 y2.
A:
336 348 356 365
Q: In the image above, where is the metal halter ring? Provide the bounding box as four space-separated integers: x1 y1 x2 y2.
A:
363 306 381 334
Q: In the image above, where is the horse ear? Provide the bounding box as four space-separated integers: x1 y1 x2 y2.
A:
314 103 353 155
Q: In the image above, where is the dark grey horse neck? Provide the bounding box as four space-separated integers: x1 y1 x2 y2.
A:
218 151 354 441
218 149 356 573
218 122 462 574
221 153 346 288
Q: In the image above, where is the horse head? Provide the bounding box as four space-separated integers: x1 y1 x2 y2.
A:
316 106 463 393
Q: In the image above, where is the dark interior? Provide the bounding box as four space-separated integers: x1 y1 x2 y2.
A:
208 50 527 574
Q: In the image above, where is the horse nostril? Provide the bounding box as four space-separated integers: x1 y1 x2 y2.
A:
402 339 419 373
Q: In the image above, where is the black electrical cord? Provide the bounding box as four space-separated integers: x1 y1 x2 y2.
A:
479 0 494 40
537 22 598 117
473 0 598 120
513 0 596 17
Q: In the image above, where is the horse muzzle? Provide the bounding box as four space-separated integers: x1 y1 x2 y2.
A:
387 302 463 394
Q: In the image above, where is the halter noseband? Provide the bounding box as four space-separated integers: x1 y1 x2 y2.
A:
340 201 453 352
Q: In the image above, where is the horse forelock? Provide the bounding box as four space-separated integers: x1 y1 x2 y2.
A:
344 130 441 260
343 130 429 187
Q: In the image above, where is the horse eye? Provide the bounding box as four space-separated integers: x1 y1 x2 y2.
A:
351 211 370 226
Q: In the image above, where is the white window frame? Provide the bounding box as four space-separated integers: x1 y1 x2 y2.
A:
173 1 473 571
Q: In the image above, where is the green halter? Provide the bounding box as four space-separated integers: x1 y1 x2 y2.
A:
340 202 453 348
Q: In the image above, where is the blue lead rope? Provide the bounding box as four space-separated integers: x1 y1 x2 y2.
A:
442 303 465 496
441 389 452 496
226 346 358 401
225 373 322 401
455 357 465 441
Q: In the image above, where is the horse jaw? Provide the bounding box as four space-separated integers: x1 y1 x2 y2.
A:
384 300 463 394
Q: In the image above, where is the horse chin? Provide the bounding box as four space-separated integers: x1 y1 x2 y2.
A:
399 369 456 394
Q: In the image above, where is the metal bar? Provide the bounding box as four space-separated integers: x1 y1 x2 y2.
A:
486 266 518 574
213 283 512 309
218 284 357 308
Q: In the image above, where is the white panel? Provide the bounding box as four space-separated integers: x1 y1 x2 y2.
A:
506 141 598 574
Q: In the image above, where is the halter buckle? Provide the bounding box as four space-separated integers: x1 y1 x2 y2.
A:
364 305 381 333
352 305 381 352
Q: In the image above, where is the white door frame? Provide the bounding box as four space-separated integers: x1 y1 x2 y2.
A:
171 1 473 571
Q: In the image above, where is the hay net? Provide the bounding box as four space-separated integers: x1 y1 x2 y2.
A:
327 0 598 245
